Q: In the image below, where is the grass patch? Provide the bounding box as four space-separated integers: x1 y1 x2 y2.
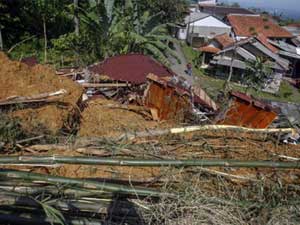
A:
181 42 300 104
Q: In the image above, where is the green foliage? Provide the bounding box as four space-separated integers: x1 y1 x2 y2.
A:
0 114 25 146
35 196 66 225
244 57 272 92
141 0 188 23
2 0 186 66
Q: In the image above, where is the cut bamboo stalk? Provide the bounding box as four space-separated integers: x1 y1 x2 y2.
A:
0 170 164 197
1 156 300 169
118 125 296 140
0 185 113 198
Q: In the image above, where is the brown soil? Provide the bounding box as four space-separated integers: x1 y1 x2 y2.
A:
79 98 173 138
0 52 83 134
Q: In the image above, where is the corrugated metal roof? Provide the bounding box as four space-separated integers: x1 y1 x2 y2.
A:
218 91 277 128
184 12 210 24
144 74 191 121
88 54 175 84
236 47 256 60
200 6 254 17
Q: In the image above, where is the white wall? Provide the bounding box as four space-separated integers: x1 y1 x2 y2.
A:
178 27 188 40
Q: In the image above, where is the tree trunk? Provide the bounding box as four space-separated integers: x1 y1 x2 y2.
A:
43 16 47 63
0 27 3 50
74 0 80 36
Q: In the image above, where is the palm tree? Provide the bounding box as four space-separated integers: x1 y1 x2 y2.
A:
244 57 272 93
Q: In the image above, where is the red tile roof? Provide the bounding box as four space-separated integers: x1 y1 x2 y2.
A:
256 34 278 53
89 54 175 84
228 15 293 38
214 33 235 49
199 46 221 54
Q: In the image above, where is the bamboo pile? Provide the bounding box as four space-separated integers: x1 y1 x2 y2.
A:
1 126 300 224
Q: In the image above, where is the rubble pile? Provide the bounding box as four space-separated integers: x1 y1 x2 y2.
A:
79 98 173 138
0 52 83 134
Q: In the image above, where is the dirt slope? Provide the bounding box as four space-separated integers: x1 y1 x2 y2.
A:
0 52 83 134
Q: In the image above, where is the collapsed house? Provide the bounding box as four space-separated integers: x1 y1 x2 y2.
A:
144 74 218 121
217 91 277 128
209 35 290 93
61 53 218 121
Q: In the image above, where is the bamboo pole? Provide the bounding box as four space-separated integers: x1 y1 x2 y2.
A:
1 156 300 169
0 185 113 198
118 125 296 140
0 170 164 197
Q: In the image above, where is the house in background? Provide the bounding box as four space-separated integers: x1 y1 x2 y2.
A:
284 24 300 37
227 14 293 41
268 39 300 78
284 24 300 48
199 33 235 67
209 35 290 93
177 12 231 47
199 5 254 20
198 0 217 7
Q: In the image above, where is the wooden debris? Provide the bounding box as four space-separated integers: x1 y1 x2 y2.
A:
0 89 67 106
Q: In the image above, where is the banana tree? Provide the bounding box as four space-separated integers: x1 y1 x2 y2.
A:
108 4 180 65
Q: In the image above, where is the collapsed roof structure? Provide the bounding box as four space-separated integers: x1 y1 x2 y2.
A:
217 91 277 129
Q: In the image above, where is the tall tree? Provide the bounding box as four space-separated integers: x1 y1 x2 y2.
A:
74 0 80 36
